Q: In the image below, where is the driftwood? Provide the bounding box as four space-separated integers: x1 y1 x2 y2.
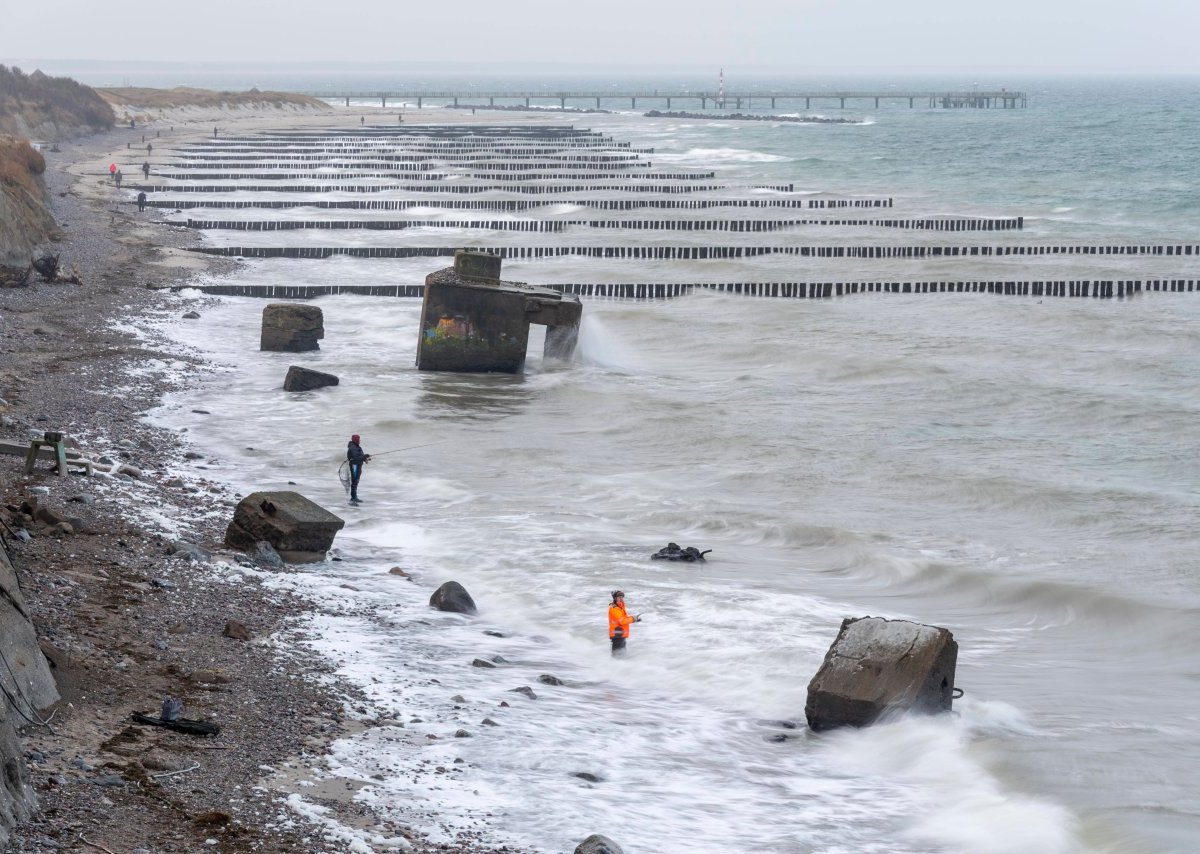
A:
651 542 712 562
0 264 32 288
132 712 221 737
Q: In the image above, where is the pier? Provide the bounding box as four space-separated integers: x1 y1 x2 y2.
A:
301 90 1027 110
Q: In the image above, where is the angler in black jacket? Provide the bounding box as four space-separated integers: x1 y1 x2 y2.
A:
346 434 370 504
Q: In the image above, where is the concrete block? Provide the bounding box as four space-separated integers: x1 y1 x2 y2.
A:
805 616 957 731
261 304 324 352
224 491 345 563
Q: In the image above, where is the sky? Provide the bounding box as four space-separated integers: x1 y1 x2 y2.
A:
1 0 1198 75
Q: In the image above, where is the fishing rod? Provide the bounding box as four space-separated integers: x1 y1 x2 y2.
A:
363 440 448 458
338 440 448 492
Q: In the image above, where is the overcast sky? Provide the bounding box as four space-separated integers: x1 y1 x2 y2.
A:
2 0 1198 75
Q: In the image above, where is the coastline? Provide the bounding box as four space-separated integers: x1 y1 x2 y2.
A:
1 108 513 853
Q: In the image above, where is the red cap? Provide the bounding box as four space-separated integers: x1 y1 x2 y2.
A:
351 434 360 443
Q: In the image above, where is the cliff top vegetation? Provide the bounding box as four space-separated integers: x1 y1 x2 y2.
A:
96 86 327 110
0 66 115 137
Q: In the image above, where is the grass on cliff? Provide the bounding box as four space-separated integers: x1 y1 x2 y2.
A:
96 86 328 110
0 65 115 135
0 136 46 200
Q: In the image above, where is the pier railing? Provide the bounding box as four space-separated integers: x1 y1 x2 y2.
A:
299 90 1027 110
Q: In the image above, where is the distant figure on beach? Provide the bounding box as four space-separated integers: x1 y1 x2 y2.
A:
346 434 370 504
147 142 153 154
109 163 117 180
129 118 135 128
608 590 641 656
398 113 403 124
136 191 147 212
114 170 123 189
360 116 364 125
142 161 150 179
213 126 218 137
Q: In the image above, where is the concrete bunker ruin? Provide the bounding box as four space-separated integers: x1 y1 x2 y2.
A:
416 251 582 373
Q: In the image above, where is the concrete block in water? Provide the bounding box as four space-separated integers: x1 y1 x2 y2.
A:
224 491 344 563
805 616 957 731
417 253 582 373
282 365 339 392
261 303 324 352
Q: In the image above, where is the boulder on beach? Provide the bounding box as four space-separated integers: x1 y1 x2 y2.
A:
282 365 339 392
260 303 324 352
430 580 477 614
575 834 624 854
223 491 344 563
805 616 958 732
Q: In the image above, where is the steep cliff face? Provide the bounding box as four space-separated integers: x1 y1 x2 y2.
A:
0 136 60 269
0 537 59 847
0 66 114 141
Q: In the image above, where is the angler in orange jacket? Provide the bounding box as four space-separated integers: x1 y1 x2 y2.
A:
608 590 641 656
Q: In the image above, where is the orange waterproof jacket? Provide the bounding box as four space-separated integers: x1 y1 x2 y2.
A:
608 603 635 639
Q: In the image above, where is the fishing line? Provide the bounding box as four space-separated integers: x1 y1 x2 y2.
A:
337 440 448 492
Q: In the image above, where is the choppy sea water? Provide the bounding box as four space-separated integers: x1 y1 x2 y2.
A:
142 76 1200 853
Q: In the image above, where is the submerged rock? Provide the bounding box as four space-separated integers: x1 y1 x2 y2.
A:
430 580 477 614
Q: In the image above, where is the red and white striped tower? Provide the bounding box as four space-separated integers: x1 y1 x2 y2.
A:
718 67 725 109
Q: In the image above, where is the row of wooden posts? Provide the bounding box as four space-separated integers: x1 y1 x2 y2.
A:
156 170 717 182
178 279 1198 300
181 217 1023 233
176 153 647 163
202 142 649 152
172 159 649 168
148 198 894 211
138 182 791 194
188 243 1199 260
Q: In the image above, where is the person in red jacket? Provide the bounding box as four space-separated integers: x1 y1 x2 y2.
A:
608 590 640 656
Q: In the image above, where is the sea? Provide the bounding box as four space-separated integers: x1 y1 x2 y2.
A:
90 70 1200 853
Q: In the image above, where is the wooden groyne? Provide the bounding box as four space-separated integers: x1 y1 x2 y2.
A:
174 279 1191 300
147 198 894 211
180 216 1022 233
138 181 779 194
145 122 1199 309
186 243 1196 261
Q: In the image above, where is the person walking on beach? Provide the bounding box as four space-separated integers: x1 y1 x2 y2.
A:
346 434 370 504
136 191 147 212
608 590 641 656
114 170 123 189
142 160 150 179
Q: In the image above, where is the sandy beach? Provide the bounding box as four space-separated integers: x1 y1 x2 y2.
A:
2 102 523 853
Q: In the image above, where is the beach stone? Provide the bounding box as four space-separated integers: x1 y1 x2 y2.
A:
182 311 201 319
471 658 495 669
508 686 537 700
575 834 624 854
168 540 211 563
572 772 603 783
537 674 564 686
117 464 142 479
223 620 252 641
224 492 345 563
429 580 477 614
251 540 285 567
805 616 958 732
282 365 339 392
260 303 324 352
